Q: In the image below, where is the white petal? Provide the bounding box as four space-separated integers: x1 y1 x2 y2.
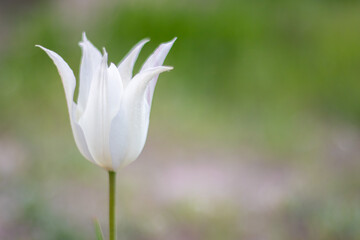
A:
118 38 149 87
37 45 94 162
140 37 176 105
109 66 173 169
70 103 95 162
37 45 75 109
108 106 128 170
77 32 102 114
107 63 123 119
79 52 122 170
128 66 173 98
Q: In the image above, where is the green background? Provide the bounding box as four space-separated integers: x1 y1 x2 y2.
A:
1 0 360 239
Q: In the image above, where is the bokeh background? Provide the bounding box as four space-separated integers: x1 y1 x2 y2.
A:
1 0 360 239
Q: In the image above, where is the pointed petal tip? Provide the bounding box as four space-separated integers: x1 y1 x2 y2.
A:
165 37 177 45
79 32 88 47
101 48 108 66
35 44 45 49
146 65 173 73
108 62 117 69
102 47 107 55
162 65 174 71
136 38 150 48
141 38 151 44
36 45 51 53
101 48 108 61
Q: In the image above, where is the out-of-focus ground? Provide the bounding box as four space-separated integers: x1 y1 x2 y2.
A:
1 0 360 239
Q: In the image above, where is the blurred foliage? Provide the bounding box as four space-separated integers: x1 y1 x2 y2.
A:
1 0 360 239
1 0 360 154
281 197 360 240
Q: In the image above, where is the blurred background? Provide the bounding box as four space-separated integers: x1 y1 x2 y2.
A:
1 0 360 239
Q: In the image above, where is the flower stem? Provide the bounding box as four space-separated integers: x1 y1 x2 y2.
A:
108 171 116 240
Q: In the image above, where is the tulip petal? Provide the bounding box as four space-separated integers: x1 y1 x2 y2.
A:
107 63 123 118
128 66 173 99
78 32 102 114
36 45 94 162
37 46 75 109
110 66 173 169
118 38 149 88
140 37 176 105
79 51 122 170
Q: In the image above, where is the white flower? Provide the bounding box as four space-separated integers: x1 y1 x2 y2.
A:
37 33 176 171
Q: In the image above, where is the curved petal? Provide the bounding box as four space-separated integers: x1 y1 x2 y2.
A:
128 66 173 100
118 38 150 88
37 46 75 109
107 63 123 119
36 45 94 162
70 103 95 163
140 37 176 105
77 32 102 114
109 66 173 169
79 51 122 170
108 106 128 170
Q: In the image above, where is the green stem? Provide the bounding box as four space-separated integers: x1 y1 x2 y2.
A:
109 171 116 240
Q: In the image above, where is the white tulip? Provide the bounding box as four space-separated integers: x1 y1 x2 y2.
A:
37 33 176 171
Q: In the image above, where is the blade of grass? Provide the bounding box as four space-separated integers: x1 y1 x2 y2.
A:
94 218 104 240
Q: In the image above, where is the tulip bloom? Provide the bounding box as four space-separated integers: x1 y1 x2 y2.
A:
37 33 175 171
